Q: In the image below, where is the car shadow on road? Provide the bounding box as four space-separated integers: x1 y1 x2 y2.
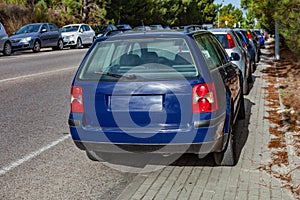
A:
171 98 254 167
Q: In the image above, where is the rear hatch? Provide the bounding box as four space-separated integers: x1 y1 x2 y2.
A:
80 80 197 132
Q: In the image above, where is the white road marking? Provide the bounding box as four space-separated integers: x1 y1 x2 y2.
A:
0 67 76 83
0 134 70 176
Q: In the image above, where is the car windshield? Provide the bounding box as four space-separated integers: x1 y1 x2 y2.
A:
16 24 41 34
78 37 199 81
61 26 79 32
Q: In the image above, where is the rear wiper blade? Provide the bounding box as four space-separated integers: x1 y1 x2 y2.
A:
94 71 136 79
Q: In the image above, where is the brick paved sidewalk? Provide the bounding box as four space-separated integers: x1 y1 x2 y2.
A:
116 45 300 200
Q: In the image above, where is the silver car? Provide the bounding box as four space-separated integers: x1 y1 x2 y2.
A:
0 22 12 56
210 28 252 94
61 24 96 49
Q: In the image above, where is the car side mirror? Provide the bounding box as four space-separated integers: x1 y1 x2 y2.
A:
41 29 47 33
230 52 240 61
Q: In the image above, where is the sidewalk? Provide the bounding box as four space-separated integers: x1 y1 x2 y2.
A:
116 44 300 200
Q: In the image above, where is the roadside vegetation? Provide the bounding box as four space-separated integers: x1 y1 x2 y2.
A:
1 0 299 58
241 0 300 58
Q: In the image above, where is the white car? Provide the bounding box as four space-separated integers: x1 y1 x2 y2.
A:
61 24 95 49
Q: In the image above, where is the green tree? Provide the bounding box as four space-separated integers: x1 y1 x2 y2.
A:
215 3 244 28
241 0 300 56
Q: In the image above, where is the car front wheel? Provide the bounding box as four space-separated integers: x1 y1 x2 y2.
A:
3 42 12 56
76 38 82 49
32 40 41 52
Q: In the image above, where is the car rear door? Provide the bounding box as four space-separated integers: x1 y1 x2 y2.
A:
48 23 60 46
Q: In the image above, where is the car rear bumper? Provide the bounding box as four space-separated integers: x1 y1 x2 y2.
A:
73 135 227 154
69 112 227 154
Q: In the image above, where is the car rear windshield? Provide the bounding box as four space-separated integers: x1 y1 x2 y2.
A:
214 34 228 49
78 37 199 81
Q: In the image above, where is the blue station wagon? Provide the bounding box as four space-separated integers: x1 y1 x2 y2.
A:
68 29 245 166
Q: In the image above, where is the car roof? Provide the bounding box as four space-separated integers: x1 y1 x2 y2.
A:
63 24 86 27
208 28 234 33
96 29 208 39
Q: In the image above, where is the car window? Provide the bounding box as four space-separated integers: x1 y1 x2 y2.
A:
214 34 228 49
208 34 230 65
49 23 58 32
83 25 90 31
195 34 223 70
41 24 48 32
78 37 199 81
232 31 243 48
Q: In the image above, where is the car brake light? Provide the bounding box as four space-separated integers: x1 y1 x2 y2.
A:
71 85 84 113
226 33 236 48
192 83 218 113
247 31 252 39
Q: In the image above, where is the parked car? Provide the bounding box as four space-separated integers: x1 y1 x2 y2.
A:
209 28 251 94
0 22 12 56
116 24 132 30
234 29 257 72
133 26 151 31
68 29 245 166
92 24 117 37
236 29 260 64
253 29 265 48
149 24 164 30
61 24 95 49
10 23 63 53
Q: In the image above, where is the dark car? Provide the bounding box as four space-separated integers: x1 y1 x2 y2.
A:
92 24 117 38
236 29 260 64
116 24 132 30
68 29 245 166
10 23 63 53
234 29 257 72
253 29 265 48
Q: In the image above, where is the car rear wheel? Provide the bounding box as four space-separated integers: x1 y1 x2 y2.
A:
86 151 104 162
52 39 63 50
3 41 12 56
238 92 246 119
32 40 41 52
243 77 249 95
213 132 236 166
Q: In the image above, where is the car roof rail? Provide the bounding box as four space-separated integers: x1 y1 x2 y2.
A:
183 25 204 33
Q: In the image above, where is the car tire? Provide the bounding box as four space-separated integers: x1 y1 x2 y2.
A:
213 99 237 166
86 151 104 162
238 91 246 120
3 41 12 56
32 40 41 52
52 39 64 50
213 132 236 166
242 77 249 95
76 38 82 49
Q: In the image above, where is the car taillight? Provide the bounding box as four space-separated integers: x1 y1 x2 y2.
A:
71 85 84 113
192 83 218 113
243 42 247 49
226 33 236 48
247 31 252 39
